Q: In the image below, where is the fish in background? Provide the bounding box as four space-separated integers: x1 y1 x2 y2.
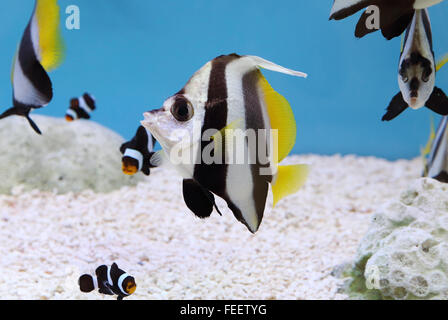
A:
422 116 448 182
382 9 448 121
78 263 136 300
65 93 96 121
120 125 157 176
329 0 444 40
0 0 65 135
141 54 309 233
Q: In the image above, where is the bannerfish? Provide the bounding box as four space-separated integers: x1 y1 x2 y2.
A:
382 9 448 121
78 263 136 300
141 54 309 233
120 125 157 176
422 116 448 182
329 0 444 40
0 0 64 135
66 93 96 122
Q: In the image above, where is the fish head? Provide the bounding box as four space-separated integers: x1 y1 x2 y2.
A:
398 52 435 109
121 157 139 175
141 94 203 155
124 277 137 295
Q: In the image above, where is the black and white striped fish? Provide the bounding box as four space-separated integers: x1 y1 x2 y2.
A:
422 116 448 182
0 0 64 135
141 54 309 233
120 125 157 176
65 93 96 122
78 263 136 300
329 0 444 40
382 9 448 121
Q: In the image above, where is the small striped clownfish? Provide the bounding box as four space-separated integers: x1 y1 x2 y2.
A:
65 93 96 122
0 0 65 135
120 125 157 176
78 263 136 300
141 54 309 233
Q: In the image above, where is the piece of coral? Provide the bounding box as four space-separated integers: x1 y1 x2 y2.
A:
0 115 143 194
341 178 448 300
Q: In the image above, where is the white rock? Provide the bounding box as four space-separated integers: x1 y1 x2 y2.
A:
0 115 142 194
344 178 448 300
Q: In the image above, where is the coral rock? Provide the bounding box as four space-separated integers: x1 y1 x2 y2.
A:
0 115 142 194
343 178 448 300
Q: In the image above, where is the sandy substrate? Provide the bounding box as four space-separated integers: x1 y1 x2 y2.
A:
0 155 421 300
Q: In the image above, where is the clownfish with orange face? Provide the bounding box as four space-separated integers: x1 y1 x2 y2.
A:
120 126 157 176
78 263 136 300
65 93 96 122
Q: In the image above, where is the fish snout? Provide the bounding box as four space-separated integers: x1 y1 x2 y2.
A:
141 108 163 128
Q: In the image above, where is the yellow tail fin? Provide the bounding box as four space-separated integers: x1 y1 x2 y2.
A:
35 0 65 71
272 164 309 207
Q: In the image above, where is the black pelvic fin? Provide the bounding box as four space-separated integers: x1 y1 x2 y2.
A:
380 11 414 41
25 115 42 135
78 274 95 293
425 87 448 116
382 92 409 121
353 4 413 40
182 179 222 219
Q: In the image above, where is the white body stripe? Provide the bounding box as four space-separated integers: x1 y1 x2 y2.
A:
117 273 130 295
145 128 154 153
30 13 41 62
124 149 143 171
79 96 93 113
224 58 260 233
106 266 113 287
66 109 78 119
12 55 48 106
92 274 99 290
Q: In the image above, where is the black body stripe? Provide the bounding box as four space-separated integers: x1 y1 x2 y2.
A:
242 70 270 227
193 55 239 196
83 93 96 110
421 9 433 54
16 21 53 107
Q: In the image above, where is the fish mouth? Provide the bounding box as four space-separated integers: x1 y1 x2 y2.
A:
409 97 420 109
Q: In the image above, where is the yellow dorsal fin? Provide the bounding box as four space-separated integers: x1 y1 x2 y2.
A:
436 53 448 72
257 71 297 165
35 0 65 71
272 164 309 207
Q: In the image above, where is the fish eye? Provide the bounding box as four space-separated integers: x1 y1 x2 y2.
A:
422 70 431 83
171 98 194 122
402 75 409 83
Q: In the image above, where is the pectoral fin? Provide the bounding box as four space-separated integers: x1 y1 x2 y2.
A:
182 179 222 219
382 92 408 121
425 87 448 116
25 115 42 135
